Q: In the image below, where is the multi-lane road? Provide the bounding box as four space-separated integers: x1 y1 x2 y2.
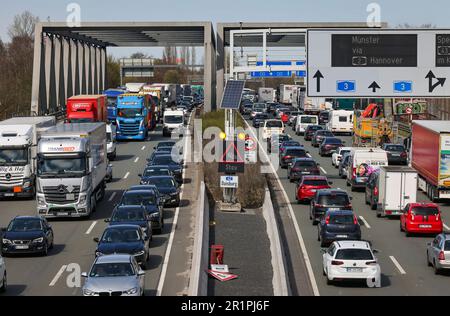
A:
248 116 450 296
0 127 186 296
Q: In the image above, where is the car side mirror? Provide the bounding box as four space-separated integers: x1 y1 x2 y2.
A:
427 242 432 246
0 227 6 233
320 249 326 254
349 196 353 200
104 219 110 223
316 162 320 166
93 237 99 243
138 270 145 276
328 181 333 185
81 272 88 278
373 249 379 254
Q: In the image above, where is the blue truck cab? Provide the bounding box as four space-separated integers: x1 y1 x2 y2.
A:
104 89 126 123
116 94 150 141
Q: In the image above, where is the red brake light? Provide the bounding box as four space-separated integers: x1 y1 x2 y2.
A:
291 168 300 172
354 216 358 225
325 216 330 225
352 167 356 178
331 260 344 266
400 152 407 158
439 251 446 261
374 187 378 196
284 155 292 160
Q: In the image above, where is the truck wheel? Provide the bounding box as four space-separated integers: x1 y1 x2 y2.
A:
371 201 377 211
0 272 6 293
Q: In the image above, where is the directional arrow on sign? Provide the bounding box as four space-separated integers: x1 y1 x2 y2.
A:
368 81 381 93
426 71 446 93
313 70 324 92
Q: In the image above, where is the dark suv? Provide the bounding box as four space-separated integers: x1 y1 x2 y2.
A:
317 210 361 247
318 111 329 125
312 130 335 147
287 158 320 182
310 189 352 224
279 146 308 168
365 170 380 210
304 125 323 141
382 143 408 165
319 137 345 156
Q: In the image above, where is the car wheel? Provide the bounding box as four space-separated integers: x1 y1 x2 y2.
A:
400 222 404 232
42 242 48 256
371 200 377 211
326 276 333 285
154 228 162 235
49 238 54 250
0 272 6 293
427 251 432 267
434 260 441 275
364 193 369 205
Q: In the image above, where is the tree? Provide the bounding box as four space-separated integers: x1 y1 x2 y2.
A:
106 55 121 88
8 11 39 40
130 52 149 59
163 70 181 83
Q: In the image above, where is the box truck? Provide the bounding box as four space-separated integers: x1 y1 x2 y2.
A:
279 85 298 104
0 116 56 198
376 166 418 217
411 120 450 201
36 123 107 218
66 95 107 123
258 88 274 103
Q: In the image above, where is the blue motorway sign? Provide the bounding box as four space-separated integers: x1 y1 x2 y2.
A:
394 81 413 93
250 70 306 78
256 61 305 66
336 80 356 92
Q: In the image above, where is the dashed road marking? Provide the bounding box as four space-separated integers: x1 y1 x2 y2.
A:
444 224 450 231
85 221 97 235
108 192 117 202
390 256 406 275
141 146 146 151
49 265 67 286
124 172 130 179
134 157 140 163
359 216 371 229
320 167 327 174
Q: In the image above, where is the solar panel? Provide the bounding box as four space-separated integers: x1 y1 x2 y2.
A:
220 80 245 109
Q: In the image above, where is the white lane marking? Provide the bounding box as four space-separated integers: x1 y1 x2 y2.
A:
390 256 407 275
444 224 450 231
123 172 130 179
307 153 312 158
85 221 97 235
141 146 146 151
246 121 320 296
156 112 193 296
320 167 327 174
134 157 140 163
108 192 117 202
358 216 371 229
49 265 67 286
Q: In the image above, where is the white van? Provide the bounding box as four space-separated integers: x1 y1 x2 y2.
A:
106 124 117 160
295 115 318 135
262 119 284 140
327 110 353 135
346 148 388 191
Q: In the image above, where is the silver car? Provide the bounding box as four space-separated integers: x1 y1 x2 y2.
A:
427 233 450 274
82 254 145 296
0 254 6 293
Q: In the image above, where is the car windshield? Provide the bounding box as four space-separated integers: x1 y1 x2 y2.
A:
144 169 170 177
303 179 328 186
318 194 350 205
320 112 329 118
38 156 87 177
253 104 266 110
101 228 141 243
411 207 439 216
285 149 306 156
157 142 175 148
8 218 42 232
324 138 343 144
294 161 317 168
445 241 450 251
308 126 323 132
385 145 404 152
112 208 146 221
118 108 142 118
89 262 135 278
340 150 350 156
0 148 28 166
164 115 184 124
319 131 334 136
151 155 178 165
266 121 283 128
255 114 267 119
282 141 300 147
335 249 373 260
301 117 317 124
146 177 176 187
329 214 354 224
120 192 156 206
106 132 112 143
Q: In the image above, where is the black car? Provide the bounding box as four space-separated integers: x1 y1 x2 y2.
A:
94 225 150 267
148 154 183 183
107 205 152 238
382 143 408 165
155 141 182 155
117 190 164 233
279 140 302 155
319 137 345 156
242 102 254 115
144 176 180 207
310 189 352 224
317 210 361 247
253 113 269 128
365 170 380 210
287 158 320 182
140 165 172 184
318 111 330 125
266 102 279 114
304 125 324 141
311 130 335 147
279 146 308 168
268 133 291 154
2 216 54 256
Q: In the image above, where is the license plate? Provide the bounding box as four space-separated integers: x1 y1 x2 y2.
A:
4 193 14 197
419 224 432 228
391 153 400 156
66 194 75 200
336 235 348 238
328 208 340 211
15 245 29 250
347 268 363 273
58 212 69 216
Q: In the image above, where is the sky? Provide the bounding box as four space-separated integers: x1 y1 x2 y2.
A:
1 0 449 58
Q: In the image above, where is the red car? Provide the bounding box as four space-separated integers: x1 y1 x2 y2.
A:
281 112 290 123
400 203 443 236
296 175 331 203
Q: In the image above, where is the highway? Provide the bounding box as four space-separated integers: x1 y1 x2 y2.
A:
248 116 450 296
0 126 185 296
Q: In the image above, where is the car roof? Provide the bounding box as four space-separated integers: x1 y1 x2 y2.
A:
95 254 133 264
13 216 42 220
104 224 141 229
302 175 328 181
284 146 305 150
316 189 349 195
408 202 439 208
145 175 174 180
292 157 315 162
116 204 146 211
334 240 371 249
325 209 354 216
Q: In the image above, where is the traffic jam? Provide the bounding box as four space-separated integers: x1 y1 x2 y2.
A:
242 88 450 289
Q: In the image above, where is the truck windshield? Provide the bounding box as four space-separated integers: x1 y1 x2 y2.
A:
301 117 317 124
165 116 184 124
70 118 94 123
118 108 142 118
0 148 28 166
38 157 87 177
107 97 117 108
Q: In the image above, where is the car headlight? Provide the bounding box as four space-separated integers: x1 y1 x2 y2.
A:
125 287 138 295
32 237 44 243
2 238 11 244
95 251 103 257
83 288 96 296
37 196 46 206
170 192 178 196
134 250 145 256
79 194 87 204
150 212 160 218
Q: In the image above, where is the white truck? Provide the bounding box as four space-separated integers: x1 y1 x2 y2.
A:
327 110 354 135
279 85 298 104
125 82 145 93
258 88 274 103
301 97 332 115
36 123 107 219
162 110 185 137
0 116 56 198
376 166 418 218
106 124 116 160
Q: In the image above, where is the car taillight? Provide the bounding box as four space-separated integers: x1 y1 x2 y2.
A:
352 167 356 178
366 261 377 266
291 168 300 172
353 216 358 225
400 152 407 158
345 204 352 208
325 216 330 225
374 187 378 196
284 155 292 160
436 213 440 221
331 260 344 266
386 210 392 215
439 251 446 261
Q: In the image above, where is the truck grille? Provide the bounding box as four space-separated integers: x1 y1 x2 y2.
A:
119 122 140 136
0 173 24 186
43 185 80 204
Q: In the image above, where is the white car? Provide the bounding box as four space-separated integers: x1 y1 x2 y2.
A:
322 240 381 287
331 147 352 168
0 254 6 293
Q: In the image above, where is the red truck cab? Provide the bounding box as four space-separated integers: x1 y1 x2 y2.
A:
66 95 107 123
400 203 443 236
